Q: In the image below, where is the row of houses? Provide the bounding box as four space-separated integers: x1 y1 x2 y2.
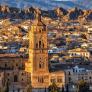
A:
50 64 92 91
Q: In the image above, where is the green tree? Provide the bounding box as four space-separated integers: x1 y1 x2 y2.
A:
5 82 9 92
61 86 64 92
27 80 32 92
48 82 59 92
77 80 90 92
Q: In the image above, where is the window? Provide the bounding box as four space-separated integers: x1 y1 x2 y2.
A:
16 64 18 67
7 73 10 76
5 64 7 67
39 41 41 48
51 79 56 83
57 78 62 83
39 30 41 33
21 73 24 76
36 43 38 48
39 63 41 68
73 69 75 72
38 77 44 83
43 43 44 48
89 77 91 79
14 75 18 82
68 72 71 75
69 77 71 82
8 79 9 81
39 61 44 69
71 53 73 56
82 77 84 80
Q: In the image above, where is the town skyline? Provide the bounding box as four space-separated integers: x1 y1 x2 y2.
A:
0 1 91 92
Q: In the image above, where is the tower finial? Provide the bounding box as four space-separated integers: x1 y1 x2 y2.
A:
35 8 41 21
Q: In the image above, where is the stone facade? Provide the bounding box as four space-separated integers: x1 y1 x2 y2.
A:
65 66 92 84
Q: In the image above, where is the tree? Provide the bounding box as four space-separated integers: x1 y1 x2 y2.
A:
48 82 59 92
66 84 69 92
62 86 64 92
5 82 9 92
77 80 90 92
0 88 4 92
27 80 32 92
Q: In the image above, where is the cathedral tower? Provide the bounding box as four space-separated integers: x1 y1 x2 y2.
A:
25 8 49 88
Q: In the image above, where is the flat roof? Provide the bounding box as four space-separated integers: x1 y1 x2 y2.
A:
0 54 28 58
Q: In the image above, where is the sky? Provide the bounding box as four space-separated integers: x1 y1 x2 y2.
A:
53 0 76 1
0 0 92 10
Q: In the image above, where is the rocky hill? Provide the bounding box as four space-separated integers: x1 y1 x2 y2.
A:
0 5 92 21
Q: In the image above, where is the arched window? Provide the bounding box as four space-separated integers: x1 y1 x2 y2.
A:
38 77 44 83
39 29 41 33
39 63 41 68
39 41 41 48
43 43 44 48
14 75 18 82
5 63 7 68
36 43 38 48
39 61 44 69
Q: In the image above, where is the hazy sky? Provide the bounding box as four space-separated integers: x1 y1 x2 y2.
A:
0 0 91 10
53 0 77 1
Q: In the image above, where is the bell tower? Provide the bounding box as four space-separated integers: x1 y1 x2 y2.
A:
25 8 49 88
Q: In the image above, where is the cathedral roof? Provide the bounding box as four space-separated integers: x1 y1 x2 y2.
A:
32 19 46 26
50 64 92 72
0 54 28 58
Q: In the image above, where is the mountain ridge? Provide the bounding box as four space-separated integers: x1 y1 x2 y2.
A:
0 2 92 21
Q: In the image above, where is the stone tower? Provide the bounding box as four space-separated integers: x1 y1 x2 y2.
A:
25 8 49 88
